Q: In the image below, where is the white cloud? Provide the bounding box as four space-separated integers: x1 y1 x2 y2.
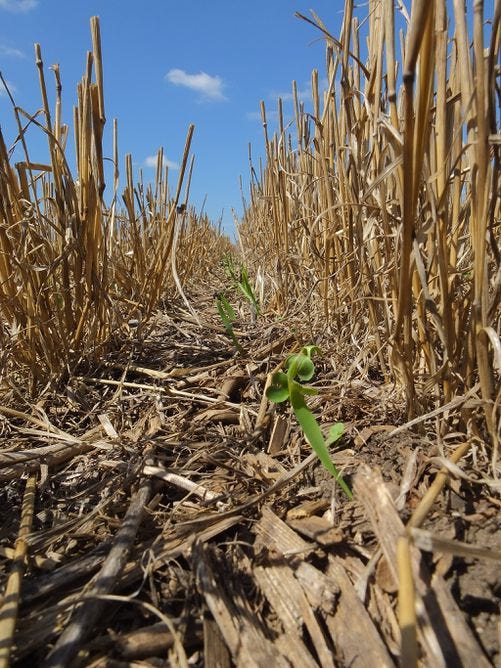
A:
0 78 16 97
144 155 179 170
0 0 38 11
270 78 329 104
165 68 226 101
271 90 295 103
246 110 279 123
270 84 310 103
0 44 25 58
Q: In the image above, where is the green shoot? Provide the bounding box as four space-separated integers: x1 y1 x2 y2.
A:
215 293 244 355
238 265 260 316
222 253 260 316
266 346 352 499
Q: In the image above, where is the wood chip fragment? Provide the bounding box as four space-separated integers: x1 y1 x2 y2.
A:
294 561 339 614
287 498 330 519
194 543 289 668
354 464 492 668
254 505 314 556
193 408 239 424
274 632 321 668
326 556 394 668
267 414 289 454
410 526 501 562
116 622 174 659
144 465 219 502
354 424 396 447
97 413 118 438
44 477 152 668
204 614 231 668
287 515 344 546
254 562 334 667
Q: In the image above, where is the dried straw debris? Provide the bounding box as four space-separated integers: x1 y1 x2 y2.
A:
0 309 499 666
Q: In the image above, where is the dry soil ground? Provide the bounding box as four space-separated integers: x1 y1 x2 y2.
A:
1 294 500 666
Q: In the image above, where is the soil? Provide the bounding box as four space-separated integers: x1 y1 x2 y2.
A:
0 297 499 667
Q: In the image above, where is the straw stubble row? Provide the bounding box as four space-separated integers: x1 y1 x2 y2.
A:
239 1 500 450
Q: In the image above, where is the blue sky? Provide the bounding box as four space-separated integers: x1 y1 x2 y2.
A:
0 0 349 234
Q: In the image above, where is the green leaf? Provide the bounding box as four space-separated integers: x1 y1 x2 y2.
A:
222 254 239 282
265 345 351 498
296 355 316 381
216 301 228 326
266 371 290 403
286 353 315 381
238 269 260 313
216 294 236 327
291 380 318 397
289 388 352 499
301 345 321 359
326 422 344 446
215 295 244 354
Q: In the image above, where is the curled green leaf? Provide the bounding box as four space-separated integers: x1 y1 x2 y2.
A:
286 353 315 382
266 371 290 403
301 345 321 359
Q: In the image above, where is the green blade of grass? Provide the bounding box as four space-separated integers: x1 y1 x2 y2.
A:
215 294 244 355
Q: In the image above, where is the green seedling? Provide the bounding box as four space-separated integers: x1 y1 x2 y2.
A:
266 345 352 499
215 293 244 355
237 265 260 316
222 253 260 316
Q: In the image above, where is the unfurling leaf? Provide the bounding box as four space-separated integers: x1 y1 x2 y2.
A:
301 345 321 359
286 353 315 382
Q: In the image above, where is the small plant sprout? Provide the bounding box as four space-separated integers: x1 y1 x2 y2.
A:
215 293 244 355
266 345 352 499
222 253 260 317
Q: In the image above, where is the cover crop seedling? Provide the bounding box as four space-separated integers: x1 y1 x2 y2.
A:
266 345 352 499
221 253 260 317
215 293 244 355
